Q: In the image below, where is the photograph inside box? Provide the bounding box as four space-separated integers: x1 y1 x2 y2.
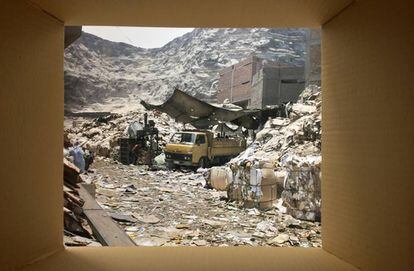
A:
1 1 412 271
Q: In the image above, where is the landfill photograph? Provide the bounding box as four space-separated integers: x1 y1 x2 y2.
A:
63 27 322 248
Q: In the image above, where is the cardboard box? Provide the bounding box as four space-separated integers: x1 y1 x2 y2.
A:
1 0 413 270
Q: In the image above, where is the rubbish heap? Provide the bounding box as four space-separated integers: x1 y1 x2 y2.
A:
64 108 188 160
85 157 322 247
211 86 322 221
63 158 101 246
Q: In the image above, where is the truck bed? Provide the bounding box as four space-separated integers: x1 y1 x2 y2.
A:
211 138 245 157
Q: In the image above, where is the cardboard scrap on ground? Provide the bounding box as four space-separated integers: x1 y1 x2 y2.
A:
64 158 82 186
63 158 102 247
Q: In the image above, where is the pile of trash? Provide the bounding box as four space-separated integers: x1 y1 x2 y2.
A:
214 86 322 221
85 158 322 247
235 85 321 164
63 158 101 247
64 109 188 159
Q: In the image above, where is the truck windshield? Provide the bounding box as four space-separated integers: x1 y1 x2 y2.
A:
170 133 195 144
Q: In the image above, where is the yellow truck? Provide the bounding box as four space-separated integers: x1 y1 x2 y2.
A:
164 130 246 169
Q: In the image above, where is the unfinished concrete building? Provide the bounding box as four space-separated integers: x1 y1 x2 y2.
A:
217 56 305 109
250 66 305 109
217 55 264 108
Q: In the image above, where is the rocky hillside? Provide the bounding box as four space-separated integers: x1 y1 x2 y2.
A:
64 28 309 109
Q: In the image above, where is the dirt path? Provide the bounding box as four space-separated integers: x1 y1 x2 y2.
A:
86 158 321 247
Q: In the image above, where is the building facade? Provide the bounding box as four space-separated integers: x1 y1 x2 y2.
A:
217 55 264 108
250 66 305 109
217 55 305 109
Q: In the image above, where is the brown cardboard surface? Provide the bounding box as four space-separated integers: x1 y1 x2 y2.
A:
322 0 414 270
0 1 64 269
30 0 353 27
1 0 414 270
22 247 358 271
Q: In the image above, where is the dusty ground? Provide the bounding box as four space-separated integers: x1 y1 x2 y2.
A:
84 158 322 247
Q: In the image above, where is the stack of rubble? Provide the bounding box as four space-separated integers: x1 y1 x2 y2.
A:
226 86 322 221
63 158 100 246
64 107 188 159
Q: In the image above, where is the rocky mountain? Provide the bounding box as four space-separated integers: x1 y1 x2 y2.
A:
64 28 309 110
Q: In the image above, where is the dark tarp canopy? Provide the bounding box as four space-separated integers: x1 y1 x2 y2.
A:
141 89 262 129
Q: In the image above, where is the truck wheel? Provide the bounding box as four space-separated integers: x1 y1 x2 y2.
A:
198 157 210 169
166 161 177 170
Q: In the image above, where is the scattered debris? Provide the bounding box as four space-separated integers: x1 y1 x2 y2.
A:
63 159 101 247
110 213 137 223
268 233 290 245
86 158 321 247
135 214 161 224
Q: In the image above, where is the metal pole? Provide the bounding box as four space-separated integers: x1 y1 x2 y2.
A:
278 68 281 105
230 66 235 103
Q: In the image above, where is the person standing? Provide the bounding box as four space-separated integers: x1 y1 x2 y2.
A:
84 145 94 172
131 143 141 165
69 141 85 173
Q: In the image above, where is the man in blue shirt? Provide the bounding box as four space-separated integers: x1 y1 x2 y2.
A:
69 141 85 173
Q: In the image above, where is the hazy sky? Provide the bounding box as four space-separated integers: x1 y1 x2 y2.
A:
83 26 194 48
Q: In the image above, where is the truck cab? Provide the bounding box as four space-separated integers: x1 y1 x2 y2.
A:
164 130 245 169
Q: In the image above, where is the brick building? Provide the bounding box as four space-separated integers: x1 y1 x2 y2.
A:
217 55 305 109
217 55 264 108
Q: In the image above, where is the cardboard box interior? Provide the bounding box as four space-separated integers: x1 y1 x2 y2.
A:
0 0 412 270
